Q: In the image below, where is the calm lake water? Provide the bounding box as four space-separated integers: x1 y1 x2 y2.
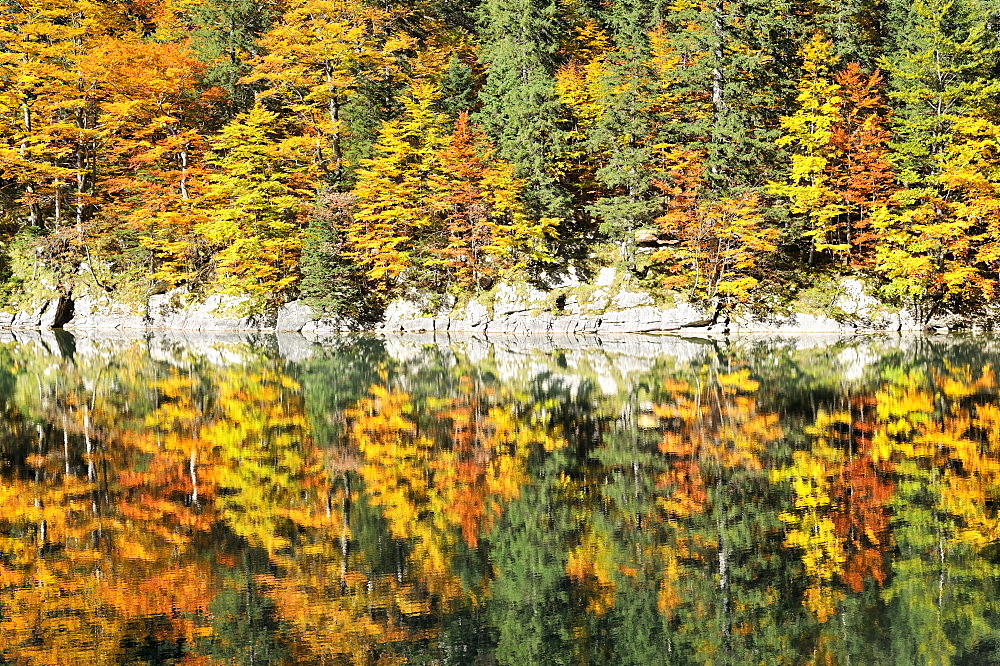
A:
2 331 1000 665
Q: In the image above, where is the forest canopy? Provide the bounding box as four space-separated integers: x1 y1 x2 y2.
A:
1 0 998 320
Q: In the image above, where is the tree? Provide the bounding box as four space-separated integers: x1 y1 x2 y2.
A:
190 0 276 116
346 83 451 287
874 0 1000 318
242 0 413 180
299 190 383 321
0 0 95 229
827 63 895 263
430 113 554 290
660 0 805 194
347 85 553 293
195 105 313 298
769 34 845 258
654 191 780 312
84 39 217 282
475 0 570 219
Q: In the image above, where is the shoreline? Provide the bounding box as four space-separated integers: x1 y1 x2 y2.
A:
0 276 979 336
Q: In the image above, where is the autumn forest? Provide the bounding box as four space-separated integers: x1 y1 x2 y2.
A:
1 0 999 319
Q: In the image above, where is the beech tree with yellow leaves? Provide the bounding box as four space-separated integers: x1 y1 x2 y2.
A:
195 105 313 298
769 34 846 257
242 0 413 177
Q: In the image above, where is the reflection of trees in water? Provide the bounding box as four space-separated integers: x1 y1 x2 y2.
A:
2 333 1000 662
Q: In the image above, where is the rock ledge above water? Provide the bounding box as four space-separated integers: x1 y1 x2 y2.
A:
0 276 973 334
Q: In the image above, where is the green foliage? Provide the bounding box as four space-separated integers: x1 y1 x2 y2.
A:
299 191 384 322
191 0 276 117
475 0 571 220
439 54 477 118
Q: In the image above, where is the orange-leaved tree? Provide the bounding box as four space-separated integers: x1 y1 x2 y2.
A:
430 112 554 289
86 38 218 284
826 63 895 265
654 158 779 312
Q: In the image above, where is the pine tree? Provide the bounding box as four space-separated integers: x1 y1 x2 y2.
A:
662 0 806 195
600 0 668 53
585 39 663 253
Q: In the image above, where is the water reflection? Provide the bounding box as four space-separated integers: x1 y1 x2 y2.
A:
2 331 1000 664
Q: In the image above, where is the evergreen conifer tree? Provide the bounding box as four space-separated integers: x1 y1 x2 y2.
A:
663 0 805 194
439 55 477 118
299 191 381 322
475 0 570 220
191 0 275 117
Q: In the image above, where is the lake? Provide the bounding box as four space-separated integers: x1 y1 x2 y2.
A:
1 330 999 665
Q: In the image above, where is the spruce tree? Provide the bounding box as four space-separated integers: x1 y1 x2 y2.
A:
600 0 668 53
475 0 570 220
586 0 668 251
191 0 275 117
299 191 382 322
663 0 805 194
439 55 477 118
586 62 662 249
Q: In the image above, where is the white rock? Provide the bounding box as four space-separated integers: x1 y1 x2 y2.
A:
613 290 655 309
526 287 547 303
383 298 423 322
595 267 617 287
543 267 583 289
465 300 489 328
398 317 435 332
494 282 530 316
276 300 314 332
834 279 880 319
585 288 609 312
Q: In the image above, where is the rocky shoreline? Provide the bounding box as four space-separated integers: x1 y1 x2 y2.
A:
0 272 970 335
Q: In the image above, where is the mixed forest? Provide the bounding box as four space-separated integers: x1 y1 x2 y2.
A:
2 0 1000 319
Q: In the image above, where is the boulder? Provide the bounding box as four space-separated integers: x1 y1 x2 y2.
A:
276 300 313 332
599 306 665 333
383 298 423 323
613 289 655 309
660 303 708 329
493 282 530 317
398 317 435 332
